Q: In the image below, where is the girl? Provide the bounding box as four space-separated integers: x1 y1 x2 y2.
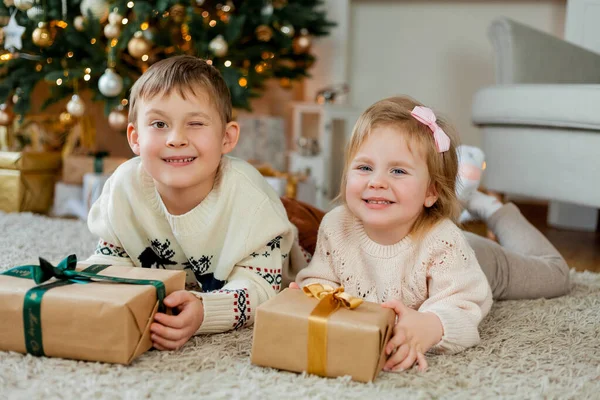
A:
295 96 569 373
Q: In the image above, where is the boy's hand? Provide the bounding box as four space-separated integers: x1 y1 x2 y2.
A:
151 290 204 351
381 299 443 372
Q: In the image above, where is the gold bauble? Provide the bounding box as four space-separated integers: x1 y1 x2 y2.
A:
255 25 273 42
280 77 292 89
0 103 13 126
127 31 151 59
170 4 186 23
277 59 295 69
3 0 14 7
59 111 74 126
292 31 311 54
273 0 287 8
32 22 53 48
108 108 128 131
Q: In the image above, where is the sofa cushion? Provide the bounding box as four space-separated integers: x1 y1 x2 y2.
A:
472 84 600 130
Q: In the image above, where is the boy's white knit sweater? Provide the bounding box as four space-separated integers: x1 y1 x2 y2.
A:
86 156 304 334
296 206 493 354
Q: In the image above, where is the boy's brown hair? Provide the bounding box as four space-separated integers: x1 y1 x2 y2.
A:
128 55 232 126
339 96 461 237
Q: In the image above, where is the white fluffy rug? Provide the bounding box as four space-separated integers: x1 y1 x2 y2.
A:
1 211 599 399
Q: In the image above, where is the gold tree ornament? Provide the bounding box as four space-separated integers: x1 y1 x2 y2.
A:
279 77 291 88
255 25 273 42
0 104 13 126
277 58 295 69
127 31 151 59
3 0 14 7
11 91 20 104
170 4 186 23
108 108 128 131
292 29 311 54
59 111 74 126
273 0 287 9
32 22 53 48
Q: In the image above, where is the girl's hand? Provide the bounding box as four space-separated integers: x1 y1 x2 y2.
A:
289 282 300 289
381 299 443 372
150 290 204 351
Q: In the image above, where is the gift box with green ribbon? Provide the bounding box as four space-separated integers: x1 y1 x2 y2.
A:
62 153 128 185
251 285 395 382
0 255 185 364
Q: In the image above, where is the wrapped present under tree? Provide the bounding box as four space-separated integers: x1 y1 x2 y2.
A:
0 150 61 213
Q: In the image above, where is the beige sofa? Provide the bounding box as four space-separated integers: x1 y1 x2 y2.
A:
472 18 600 231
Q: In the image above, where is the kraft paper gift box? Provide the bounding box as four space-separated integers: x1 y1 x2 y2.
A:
62 154 128 185
0 255 186 364
251 285 395 383
0 151 62 213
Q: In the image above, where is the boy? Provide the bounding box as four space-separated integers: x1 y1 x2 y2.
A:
86 55 305 351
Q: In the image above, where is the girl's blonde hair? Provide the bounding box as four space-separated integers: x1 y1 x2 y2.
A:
339 96 461 237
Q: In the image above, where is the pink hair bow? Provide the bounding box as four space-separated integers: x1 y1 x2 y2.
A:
410 106 451 153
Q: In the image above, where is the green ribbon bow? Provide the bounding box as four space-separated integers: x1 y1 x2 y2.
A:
2 255 166 357
93 151 109 174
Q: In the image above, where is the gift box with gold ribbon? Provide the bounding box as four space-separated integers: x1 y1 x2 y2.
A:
0 255 186 364
251 284 395 382
0 151 62 213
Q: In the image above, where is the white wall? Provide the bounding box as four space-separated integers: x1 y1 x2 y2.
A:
344 0 566 147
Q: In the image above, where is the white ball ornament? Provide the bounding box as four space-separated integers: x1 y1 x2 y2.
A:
26 5 44 20
261 3 274 17
74 16 86 31
208 35 228 57
14 0 34 11
108 11 123 25
80 0 109 23
108 108 128 131
66 95 86 118
103 23 120 39
98 68 124 97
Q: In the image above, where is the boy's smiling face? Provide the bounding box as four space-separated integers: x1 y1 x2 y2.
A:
127 88 238 207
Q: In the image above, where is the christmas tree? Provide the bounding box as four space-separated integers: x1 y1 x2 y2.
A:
0 0 334 132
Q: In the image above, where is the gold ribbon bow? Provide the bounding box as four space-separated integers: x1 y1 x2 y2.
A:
302 283 363 376
256 163 307 199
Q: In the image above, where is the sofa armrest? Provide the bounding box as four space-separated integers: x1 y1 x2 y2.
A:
489 17 600 84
